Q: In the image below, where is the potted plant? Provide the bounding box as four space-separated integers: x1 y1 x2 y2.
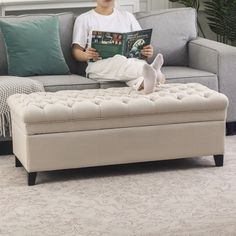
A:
169 0 236 45
204 0 236 45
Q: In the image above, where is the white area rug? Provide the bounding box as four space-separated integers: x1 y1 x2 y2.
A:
0 136 236 235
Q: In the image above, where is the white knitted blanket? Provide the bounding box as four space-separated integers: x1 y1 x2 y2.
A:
0 77 44 137
86 55 146 81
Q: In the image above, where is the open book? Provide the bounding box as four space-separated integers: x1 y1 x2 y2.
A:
91 28 152 61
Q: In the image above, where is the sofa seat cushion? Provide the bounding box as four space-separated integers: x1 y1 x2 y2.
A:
162 66 218 91
7 83 228 135
99 80 127 89
31 75 127 91
30 74 99 92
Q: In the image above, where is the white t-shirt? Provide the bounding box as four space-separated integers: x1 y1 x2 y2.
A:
72 8 142 49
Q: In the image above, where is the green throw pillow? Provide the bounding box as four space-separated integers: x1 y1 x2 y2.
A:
0 16 70 76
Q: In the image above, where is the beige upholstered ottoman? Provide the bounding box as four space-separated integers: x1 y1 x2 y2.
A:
7 83 228 185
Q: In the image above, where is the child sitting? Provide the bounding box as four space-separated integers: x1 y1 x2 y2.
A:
72 0 165 94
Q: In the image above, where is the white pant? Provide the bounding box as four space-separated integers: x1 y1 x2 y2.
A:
86 55 146 88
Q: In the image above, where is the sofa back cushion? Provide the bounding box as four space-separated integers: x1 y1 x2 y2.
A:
0 12 86 76
135 8 198 66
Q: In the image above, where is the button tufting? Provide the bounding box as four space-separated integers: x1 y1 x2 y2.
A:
94 101 100 105
122 99 129 104
177 94 184 100
7 83 225 125
67 102 73 108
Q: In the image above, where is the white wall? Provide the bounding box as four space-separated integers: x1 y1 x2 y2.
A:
140 0 169 11
0 0 139 16
0 0 169 16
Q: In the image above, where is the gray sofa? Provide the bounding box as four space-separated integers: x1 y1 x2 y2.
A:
0 7 236 145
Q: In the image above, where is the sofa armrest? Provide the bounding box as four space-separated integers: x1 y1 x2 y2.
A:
189 37 236 122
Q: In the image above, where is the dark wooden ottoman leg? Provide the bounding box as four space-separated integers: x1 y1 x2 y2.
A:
214 155 224 167
28 172 37 186
15 156 23 167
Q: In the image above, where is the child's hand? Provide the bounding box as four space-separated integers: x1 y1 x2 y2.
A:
141 45 153 59
85 48 100 61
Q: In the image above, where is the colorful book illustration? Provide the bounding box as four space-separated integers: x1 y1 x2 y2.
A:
91 28 152 61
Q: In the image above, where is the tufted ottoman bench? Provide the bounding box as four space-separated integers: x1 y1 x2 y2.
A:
7 83 228 185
